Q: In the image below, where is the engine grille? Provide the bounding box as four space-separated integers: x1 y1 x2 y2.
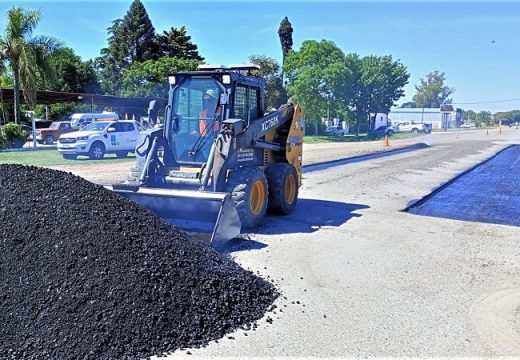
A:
59 138 76 144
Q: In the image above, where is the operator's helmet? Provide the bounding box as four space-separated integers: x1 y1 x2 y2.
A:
205 88 218 99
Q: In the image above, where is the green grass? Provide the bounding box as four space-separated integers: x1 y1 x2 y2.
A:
303 132 422 144
0 150 136 167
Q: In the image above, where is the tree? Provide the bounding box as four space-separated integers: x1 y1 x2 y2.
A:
400 101 416 108
97 0 156 95
0 7 61 123
278 17 293 64
50 48 100 93
493 110 520 123
157 26 203 61
464 109 476 122
476 110 492 127
348 55 409 134
412 70 455 108
249 55 287 110
284 40 352 133
121 56 200 97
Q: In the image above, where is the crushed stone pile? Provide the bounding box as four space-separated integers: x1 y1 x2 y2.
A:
0 164 278 360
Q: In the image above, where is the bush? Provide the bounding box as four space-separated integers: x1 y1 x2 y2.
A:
1 123 29 149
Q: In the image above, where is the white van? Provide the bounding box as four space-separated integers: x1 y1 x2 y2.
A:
69 112 119 129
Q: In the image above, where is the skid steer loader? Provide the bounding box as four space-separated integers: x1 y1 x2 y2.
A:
109 64 304 248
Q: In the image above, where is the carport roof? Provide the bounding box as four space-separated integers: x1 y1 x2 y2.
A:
0 88 167 107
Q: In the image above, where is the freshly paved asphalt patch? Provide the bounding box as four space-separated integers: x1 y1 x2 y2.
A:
408 145 520 227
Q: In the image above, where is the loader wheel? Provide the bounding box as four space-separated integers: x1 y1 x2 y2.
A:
225 167 268 229
266 163 299 215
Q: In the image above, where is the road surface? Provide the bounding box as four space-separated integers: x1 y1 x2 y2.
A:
166 128 520 358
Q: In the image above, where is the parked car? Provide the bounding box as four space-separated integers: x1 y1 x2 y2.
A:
32 121 74 145
58 120 139 160
396 121 431 134
369 125 398 138
324 126 346 136
460 123 476 129
69 112 119 130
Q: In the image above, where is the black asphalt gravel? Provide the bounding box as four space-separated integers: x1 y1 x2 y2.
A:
0 164 278 360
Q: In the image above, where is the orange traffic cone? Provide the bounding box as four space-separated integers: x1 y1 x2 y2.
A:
383 135 390 147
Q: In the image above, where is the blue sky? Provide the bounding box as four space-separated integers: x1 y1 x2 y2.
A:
1 1 519 112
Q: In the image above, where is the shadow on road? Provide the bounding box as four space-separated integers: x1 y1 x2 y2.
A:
219 198 369 252
303 142 429 173
260 198 369 235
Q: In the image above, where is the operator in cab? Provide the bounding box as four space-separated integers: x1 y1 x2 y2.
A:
195 88 220 136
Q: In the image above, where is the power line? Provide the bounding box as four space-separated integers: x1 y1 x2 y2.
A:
451 98 520 105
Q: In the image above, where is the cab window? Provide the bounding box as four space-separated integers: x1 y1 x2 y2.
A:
119 123 135 132
107 123 121 132
233 85 260 122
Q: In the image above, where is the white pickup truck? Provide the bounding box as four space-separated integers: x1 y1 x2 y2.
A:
57 120 140 160
396 121 432 134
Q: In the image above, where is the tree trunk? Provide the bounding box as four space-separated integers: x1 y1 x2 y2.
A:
13 67 21 124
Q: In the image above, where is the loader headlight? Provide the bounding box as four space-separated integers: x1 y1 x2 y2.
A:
222 74 231 84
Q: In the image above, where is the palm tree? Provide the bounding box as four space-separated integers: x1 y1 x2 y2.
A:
0 7 61 123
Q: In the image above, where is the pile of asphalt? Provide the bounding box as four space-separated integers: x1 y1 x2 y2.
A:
0 164 278 359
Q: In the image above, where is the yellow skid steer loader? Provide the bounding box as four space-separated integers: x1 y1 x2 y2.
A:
109 64 304 248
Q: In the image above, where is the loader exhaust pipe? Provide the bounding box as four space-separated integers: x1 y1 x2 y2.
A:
108 185 241 249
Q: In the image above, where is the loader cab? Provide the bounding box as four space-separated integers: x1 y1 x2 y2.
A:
167 65 264 165
169 77 222 163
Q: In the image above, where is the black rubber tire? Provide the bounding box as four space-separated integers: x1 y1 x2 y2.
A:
225 167 268 229
62 154 78 160
411 128 419 134
116 151 128 158
88 142 105 160
266 163 299 215
44 135 54 145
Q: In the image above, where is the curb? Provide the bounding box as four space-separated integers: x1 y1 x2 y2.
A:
0 146 57 153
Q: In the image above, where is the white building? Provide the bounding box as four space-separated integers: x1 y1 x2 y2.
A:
388 107 463 130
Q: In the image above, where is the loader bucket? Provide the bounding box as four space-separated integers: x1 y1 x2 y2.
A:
107 185 242 248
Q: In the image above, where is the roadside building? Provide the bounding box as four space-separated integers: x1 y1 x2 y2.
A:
388 107 464 129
